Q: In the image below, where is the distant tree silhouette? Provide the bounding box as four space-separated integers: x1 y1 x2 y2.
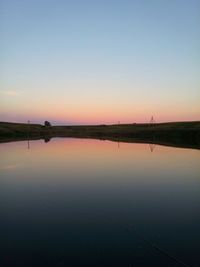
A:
44 121 51 127
44 137 51 143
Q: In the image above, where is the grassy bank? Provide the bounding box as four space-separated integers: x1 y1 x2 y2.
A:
0 121 200 149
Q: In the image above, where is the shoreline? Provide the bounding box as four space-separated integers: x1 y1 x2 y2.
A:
0 121 200 150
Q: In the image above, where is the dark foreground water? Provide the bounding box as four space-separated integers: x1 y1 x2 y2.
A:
0 138 200 267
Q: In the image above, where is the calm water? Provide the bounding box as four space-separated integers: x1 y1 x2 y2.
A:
0 138 200 267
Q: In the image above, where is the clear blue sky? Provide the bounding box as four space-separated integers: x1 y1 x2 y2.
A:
0 0 199 124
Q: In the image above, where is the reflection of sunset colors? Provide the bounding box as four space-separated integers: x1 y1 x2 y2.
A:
1 1 199 124
1 138 200 186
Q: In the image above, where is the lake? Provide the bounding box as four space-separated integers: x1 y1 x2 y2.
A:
0 138 200 267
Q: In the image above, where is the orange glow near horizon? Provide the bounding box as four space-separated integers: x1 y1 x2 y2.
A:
11 109 200 125
1 90 199 124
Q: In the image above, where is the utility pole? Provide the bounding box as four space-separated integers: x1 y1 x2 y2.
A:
150 116 155 124
27 120 30 149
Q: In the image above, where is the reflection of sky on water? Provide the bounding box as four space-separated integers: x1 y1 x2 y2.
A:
1 138 199 184
0 163 20 170
0 138 200 267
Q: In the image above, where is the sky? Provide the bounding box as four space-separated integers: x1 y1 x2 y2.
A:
0 0 199 125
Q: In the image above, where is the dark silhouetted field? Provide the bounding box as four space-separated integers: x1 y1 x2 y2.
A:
0 121 200 149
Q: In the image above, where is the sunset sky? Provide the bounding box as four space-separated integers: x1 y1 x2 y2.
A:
0 0 199 124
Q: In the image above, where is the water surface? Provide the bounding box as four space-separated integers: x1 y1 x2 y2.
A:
0 138 200 267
